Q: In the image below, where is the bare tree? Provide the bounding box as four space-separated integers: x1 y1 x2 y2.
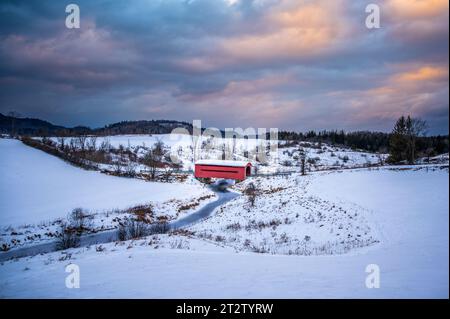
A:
143 141 165 180
425 147 435 163
244 182 259 207
7 111 21 137
124 160 137 177
162 165 173 182
118 217 148 241
232 137 237 157
113 159 122 175
68 208 92 233
56 209 92 250
405 117 427 164
76 135 87 152
299 147 307 175
87 136 98 151
57 136 66 151
69 138 77 152
99 137 111 152
56 222 80 250
377 153 384 166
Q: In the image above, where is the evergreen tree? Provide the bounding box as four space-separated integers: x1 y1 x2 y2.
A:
388 116 408 163
388 115 427 164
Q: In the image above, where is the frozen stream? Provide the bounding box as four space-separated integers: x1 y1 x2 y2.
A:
0 187 239 262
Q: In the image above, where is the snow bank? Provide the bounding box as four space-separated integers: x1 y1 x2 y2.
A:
0 139 208 227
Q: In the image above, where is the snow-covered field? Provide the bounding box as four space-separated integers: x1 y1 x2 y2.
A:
0 135 448 298
43 134 387 173
0 139 214 248
189 174 379 255
0 161 447 298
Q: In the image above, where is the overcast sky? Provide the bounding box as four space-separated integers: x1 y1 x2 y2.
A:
0 0 448 133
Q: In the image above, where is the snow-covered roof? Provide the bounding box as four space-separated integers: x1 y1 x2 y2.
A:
195 159 251 167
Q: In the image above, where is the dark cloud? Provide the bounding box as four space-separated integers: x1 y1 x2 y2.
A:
0 0 448 134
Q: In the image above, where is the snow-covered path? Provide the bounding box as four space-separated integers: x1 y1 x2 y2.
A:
0 167 447 298
0 139 208 227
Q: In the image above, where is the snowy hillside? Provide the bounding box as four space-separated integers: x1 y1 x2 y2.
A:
0 139 213 228
189 174 379 255
0 135 448 298
42 134 388 173
0 166 447 298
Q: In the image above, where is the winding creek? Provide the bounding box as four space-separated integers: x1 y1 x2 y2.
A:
0 187 239 262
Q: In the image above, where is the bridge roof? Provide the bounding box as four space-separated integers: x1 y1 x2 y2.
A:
195 160 251 167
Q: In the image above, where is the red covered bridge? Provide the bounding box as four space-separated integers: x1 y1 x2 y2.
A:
194 160 252 181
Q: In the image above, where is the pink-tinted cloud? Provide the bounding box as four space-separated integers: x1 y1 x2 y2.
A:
0 20 138 88
0 0 448 133
385 0 448 19
383 0 449 45
325 63 449 125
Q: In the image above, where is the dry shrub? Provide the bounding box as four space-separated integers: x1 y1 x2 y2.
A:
118 218 169 241
128 205 154 223
56 222 80 250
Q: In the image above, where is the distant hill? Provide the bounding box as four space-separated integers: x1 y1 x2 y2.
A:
0 113 91 136
0 113 192 136
97 120 193 135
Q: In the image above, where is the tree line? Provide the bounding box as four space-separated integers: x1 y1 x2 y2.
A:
278 117 448 163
